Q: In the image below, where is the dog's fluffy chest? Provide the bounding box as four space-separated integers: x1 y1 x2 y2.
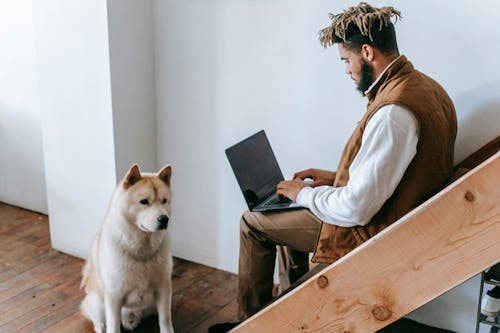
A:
99 228 172 292
113 247 171 308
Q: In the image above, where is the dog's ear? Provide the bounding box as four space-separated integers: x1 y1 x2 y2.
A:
158 164 172 186
123 164 142 190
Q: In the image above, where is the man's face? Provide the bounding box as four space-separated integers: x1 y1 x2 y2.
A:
338 43 375 94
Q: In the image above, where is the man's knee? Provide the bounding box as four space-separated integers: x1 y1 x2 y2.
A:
240 210 261 232
239 210 271 245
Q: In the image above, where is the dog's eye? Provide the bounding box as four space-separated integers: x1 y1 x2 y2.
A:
140 199 149 205
162 198 167 204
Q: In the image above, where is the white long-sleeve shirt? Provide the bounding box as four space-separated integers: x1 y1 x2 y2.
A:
296 104 419 227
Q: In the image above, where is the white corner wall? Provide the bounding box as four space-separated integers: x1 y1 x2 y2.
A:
32 0 117 259
0 0 47 213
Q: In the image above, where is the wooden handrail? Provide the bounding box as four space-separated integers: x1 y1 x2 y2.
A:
232 151 500 333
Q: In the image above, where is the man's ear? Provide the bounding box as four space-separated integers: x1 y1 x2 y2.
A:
361 44 374 62
123 164 141 190
158 164 172 186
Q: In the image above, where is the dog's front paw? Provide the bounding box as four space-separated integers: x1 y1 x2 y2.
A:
121 309 141 330
93 322 105 333
160 321 175 333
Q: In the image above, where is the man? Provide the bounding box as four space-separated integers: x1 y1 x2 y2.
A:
210 3 457 332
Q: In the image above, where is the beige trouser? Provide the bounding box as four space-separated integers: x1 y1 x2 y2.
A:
238 209 321 320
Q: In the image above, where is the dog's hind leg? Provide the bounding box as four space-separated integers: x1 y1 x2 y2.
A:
81 292 105 333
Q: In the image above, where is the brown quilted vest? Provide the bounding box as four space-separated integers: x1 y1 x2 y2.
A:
311 56 457 264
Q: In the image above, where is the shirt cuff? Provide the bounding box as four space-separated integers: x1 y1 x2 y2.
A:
296 186 314 207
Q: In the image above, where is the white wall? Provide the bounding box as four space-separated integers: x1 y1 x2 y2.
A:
394 1 500 165
32 0 117 258
107 0 158 178
0 0 47 213
154 1 500 331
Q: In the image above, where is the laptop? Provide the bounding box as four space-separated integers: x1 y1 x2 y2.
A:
225 130 304 212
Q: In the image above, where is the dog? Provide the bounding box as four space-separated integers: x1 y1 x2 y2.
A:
80 164 175 333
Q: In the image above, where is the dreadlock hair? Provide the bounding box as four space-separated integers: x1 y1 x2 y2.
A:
319 2 401 54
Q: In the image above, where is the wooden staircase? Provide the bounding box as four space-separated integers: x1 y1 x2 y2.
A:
232 138 500 333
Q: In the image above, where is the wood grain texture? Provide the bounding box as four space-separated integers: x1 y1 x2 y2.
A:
233 152 500 333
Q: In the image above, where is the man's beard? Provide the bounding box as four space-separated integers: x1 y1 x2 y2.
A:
357 60 375 95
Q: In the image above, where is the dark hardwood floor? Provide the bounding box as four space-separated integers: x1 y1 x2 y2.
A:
0 202 238 333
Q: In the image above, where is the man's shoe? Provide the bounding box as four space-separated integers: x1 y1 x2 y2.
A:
481 290 500 317
208 322 241 333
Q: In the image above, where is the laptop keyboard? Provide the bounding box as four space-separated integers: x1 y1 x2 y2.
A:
263 194 291 206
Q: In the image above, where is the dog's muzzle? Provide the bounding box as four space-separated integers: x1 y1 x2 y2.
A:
157 215 169 230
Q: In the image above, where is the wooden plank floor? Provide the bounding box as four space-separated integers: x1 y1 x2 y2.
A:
0 202 238 333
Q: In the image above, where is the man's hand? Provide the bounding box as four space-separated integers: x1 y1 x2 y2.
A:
293 168 336 187
277 179 311 202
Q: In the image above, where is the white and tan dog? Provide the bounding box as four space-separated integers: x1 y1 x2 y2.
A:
80 164 175 333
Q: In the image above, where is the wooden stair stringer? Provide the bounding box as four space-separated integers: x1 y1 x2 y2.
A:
232 151 500 333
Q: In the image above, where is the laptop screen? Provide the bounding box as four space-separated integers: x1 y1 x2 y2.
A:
225 130 284 209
